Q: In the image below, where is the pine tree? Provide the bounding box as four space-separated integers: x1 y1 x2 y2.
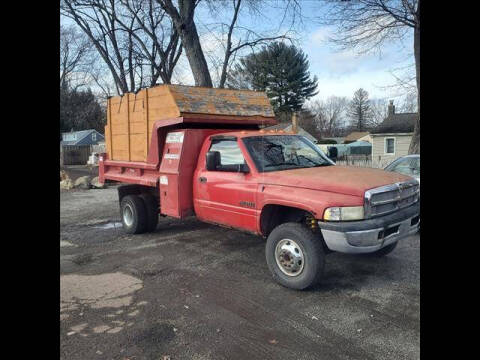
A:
60 85 106 136
348 88 373 131
227 42 318 114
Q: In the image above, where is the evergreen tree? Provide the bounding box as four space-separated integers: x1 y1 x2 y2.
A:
227 42 318 114
60 84 106 137
348 88 373 131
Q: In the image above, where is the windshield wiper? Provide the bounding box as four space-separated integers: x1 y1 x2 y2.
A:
264 162 299 168
296 155 331 167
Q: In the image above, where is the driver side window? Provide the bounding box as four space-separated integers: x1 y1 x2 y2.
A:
209 140 245 166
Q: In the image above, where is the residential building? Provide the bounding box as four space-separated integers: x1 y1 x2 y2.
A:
371 101 418 168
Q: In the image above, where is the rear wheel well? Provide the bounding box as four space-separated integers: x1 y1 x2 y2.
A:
118 184 158 206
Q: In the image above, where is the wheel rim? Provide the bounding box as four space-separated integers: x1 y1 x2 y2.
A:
275 239 305 277
123 204 134 227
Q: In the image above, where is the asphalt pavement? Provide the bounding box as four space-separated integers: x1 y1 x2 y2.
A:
60 186 420 360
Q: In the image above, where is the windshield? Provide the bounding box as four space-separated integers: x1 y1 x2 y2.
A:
385 156 420 177
242 135 334 172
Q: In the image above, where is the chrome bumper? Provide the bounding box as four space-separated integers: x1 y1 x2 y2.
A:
318 203 420 254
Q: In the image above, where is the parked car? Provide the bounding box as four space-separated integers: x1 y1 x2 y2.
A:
384 155 420 184
384 154 420 233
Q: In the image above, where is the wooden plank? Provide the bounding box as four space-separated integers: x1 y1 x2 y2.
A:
128 121 148 135
107 97 113 159
127 93 131 161
144 88 149 159
130 133 147 161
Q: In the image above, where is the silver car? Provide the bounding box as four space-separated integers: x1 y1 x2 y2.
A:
384 154 420 184
385 155 420 234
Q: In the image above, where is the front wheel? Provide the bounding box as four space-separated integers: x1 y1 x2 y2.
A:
265 222 325 290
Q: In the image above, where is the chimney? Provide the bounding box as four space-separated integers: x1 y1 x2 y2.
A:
292 112 298 133
388 100 395 117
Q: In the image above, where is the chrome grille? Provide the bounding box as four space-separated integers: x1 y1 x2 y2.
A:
364 179 419 218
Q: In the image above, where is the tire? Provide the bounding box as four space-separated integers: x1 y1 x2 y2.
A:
371 241 398 257
120 195 147 234
265 222 325 290
139 193 159 232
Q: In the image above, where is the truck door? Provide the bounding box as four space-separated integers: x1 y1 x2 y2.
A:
194 137 258 232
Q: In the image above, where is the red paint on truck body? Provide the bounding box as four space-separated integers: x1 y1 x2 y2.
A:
100 125 413 236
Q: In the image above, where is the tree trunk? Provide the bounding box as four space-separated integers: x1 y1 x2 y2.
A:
409 4 420 154
179 19 213 87
162 0 212 87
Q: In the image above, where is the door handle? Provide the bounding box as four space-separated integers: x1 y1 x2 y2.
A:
199 177 207 183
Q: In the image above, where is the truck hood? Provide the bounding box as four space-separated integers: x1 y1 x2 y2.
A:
259 165 412 197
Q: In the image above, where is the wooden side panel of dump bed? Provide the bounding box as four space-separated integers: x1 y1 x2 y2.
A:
106 86 179 161
105 85 276 162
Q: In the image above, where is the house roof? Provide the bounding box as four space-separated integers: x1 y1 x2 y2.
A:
166 84 275 119
372 112 418 134
264 123 318 143
344 131 369 142
61 129 104 145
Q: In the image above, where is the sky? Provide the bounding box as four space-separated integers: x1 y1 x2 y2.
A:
177 0 416 103
61 0 415 104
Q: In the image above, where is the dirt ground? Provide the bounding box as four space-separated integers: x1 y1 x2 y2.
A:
60 186 420 360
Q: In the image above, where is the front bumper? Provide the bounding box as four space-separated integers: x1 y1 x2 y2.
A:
318 202 420 254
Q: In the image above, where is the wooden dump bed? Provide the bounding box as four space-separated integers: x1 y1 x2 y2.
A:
105 84 276 162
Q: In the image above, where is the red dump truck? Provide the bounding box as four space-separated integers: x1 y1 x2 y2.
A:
99 85 420 290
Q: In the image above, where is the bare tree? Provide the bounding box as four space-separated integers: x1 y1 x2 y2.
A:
155 0 213 87
201 0 293 88
397 91 417 113
155 0 303 88
61 0 138 94
318 0 420 153
61 0 183 94
116 0 183 84
307 96 348 137
297 109 322 140
370 98 388 126
60 25 95 89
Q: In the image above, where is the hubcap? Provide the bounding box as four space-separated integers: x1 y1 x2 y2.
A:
123 204 134 227
275 239 305 277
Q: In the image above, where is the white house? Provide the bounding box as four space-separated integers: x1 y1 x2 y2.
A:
371 101 418 168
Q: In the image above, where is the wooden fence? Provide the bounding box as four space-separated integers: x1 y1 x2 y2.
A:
60 145 91 165
335 155 377 168
60 143 107 166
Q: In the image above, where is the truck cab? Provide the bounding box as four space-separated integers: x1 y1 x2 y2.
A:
189 130 419 288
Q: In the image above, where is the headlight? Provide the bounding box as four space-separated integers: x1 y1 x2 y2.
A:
323 206 364 221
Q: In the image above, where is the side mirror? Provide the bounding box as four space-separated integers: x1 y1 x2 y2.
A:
206 151 221 171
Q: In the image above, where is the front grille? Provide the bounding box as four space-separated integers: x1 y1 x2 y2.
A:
364 180 419 218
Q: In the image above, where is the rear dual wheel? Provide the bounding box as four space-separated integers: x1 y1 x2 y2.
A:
120 194 158 234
